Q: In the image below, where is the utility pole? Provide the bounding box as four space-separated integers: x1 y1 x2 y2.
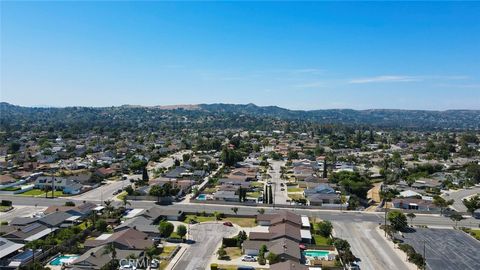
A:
384 200 388 237
423 240 426 270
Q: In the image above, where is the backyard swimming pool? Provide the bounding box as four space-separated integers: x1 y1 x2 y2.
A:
49 255 79 266
303 250 330 258
197 194 207 200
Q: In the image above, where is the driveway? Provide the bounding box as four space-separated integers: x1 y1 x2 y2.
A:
172 223 237 270
333 221 411 270
402 228 480 270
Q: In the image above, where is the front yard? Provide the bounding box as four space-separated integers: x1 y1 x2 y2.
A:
183 214 257 227
287 187 303 192
19 189 66 197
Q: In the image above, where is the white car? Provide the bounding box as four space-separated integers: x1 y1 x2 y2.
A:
242 255 257 262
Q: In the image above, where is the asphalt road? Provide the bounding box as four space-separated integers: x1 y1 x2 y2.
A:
334 221 411 270
0 205 46 222
173 223 237 270
70 178 131 202
3 195 480 228
268 160 289 205
442 187 480 212
402 228 480 270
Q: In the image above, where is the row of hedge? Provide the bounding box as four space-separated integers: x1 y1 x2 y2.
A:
398 243 425 269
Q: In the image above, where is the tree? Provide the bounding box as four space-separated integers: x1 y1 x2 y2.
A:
142 166 149 182
258 244 267 265
433 195 454 216
103 200 114 218
266 252 280 264
96 219 108 232
257 208 265 215
231 207 238 215
64 201 75 206
217 246 227 259
316 220 333 237
213 211 222 220
158 221 174 237
174 159 181 166
463 195 480 216
449 212 464 227
176 224 187 238
406 213 416 226
388 210 408 232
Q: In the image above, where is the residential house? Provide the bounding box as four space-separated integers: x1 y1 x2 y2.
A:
34 176 83 194
392 198 439 211
84 228 155 250
69 245 143 270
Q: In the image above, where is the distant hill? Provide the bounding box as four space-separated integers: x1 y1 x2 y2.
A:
1 102 479 130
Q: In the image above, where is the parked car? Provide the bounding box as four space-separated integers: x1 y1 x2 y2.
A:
242 255 257 262
280 183 284 187
281 188 285 191
223 221 233 227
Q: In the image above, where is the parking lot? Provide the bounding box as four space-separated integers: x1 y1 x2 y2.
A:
402 228 480 270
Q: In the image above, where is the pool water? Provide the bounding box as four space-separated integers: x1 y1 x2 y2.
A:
304 250 330 258
50 255 79 266
197 194 207 200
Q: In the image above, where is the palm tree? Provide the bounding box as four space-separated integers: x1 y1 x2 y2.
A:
104 200 114 218
257 208 265 215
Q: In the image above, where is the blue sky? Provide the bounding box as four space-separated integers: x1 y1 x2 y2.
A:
1 1 479 110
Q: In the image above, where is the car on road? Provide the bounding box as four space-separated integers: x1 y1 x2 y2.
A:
267 181 272 185
223 221 233 227
281 188 285 191
280 183 284 187
242 255 257 262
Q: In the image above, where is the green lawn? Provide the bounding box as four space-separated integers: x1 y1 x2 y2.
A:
468 229 480 241
19 189 46 196
19 189 66 197
288 194 305 200
203 187 217 194
224 247 242 259
250 182 264 188
313 234 331 245
116 191 127 200
0 205 13 212
246 191 262 198
183 214 256 227
287 187 303 192
160 246 177 257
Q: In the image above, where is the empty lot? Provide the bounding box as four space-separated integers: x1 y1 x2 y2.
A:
402 228 480 270
173 223 237 270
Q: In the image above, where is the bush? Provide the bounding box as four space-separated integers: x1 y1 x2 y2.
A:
222 237 238 247
158 221 174 237
1 200 12 207
95 219 108 232
210 263 218 270
316 220 333 237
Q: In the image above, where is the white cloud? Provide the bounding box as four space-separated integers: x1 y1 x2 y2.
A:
349 75 421 84
293 81 326 88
